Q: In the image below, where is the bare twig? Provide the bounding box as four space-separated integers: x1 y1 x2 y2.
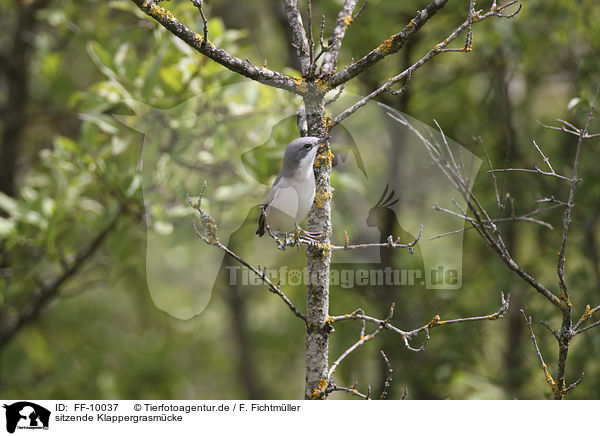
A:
0 212 122 351
540 320 559 340
565 372 585 393
327 305 393 380
353 0 368 20
331 4 520 126
130 0 303 93
328 293 509 352
556 83 600 304
320 0 359 75
386 109 563 309
323 383 369 399
487 167 570 182
190 0 208 47
379 350 393 399
429 225 476 241
327 0 452 88
307 0 314 74
334 225 422 253
573 304 600 331
574 318 600 335
325 85 345 106
187 190 306 321
283 0 311 75
327 319 384 379
477 136 503 211
433 204 554 230
521 309 559 397
537 119 600 139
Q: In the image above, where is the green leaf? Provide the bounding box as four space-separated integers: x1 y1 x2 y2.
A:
87 41 118 79
0 217 15 236
79 112 119 134
0 192 19 216
54 136 81 155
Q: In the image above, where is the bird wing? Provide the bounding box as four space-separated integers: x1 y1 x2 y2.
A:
256 176 299 236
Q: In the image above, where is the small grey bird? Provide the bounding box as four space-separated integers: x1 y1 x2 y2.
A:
256 136 328 236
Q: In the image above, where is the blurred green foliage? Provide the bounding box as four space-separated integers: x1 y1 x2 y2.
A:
1 0 599 400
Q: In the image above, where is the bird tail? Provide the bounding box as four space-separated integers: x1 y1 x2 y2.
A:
256 205 266 237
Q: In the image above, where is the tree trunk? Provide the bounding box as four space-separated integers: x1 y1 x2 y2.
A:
0 0 50 197
303 90 332 399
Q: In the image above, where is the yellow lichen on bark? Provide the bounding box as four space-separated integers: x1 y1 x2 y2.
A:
145 1 175 21
377 34 398 54
315 242 332 260
315 79 329 94
315 148 334 168
578 304 594 324
314 186 333 209
309 378 328 399
293 77 308 93
425 314 441 328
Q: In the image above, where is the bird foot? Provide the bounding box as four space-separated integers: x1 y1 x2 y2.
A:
271 226 322 250
292 225 323 246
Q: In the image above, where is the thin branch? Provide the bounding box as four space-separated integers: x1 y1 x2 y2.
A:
433 204 554 230
386 109 562 309
478 136 503 210
400 386 408 400
327 305 393 380
574 318 600 335
565 372 585 393
327 0 451 88
321 0 359 75
323 383 369 399
331 4 519 126
521 309 559 398
353 0 368 20
307 0 314 74
573 304 600 331
532 140 554 173
429 225 476 241
556 82 600 304
189 0 208 47
325 84 345 106
327 322 384 379
540 320 559 340
379 350 393 400
0 212 122 351
282 0 311 75
187 191 306 321
334 225 422 253
487 167 570 182
129 0 302 93
328 293 509 352
537 119 600 139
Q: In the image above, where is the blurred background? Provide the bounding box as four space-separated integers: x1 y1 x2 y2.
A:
0 0 599 399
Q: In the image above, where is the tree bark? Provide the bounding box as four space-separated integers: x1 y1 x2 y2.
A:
303 91 332 399
0 0 50 197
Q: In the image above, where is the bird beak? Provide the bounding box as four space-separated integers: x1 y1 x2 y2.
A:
314 136 331 146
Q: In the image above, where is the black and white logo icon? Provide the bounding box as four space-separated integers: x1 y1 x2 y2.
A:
3 402 50 434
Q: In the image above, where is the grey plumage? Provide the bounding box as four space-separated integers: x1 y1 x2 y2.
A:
256 137 325 236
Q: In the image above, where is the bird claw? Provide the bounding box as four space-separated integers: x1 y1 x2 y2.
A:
294 225 323 245
271 226 322 250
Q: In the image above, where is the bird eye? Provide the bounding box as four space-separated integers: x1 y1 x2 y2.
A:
304 143 312 149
